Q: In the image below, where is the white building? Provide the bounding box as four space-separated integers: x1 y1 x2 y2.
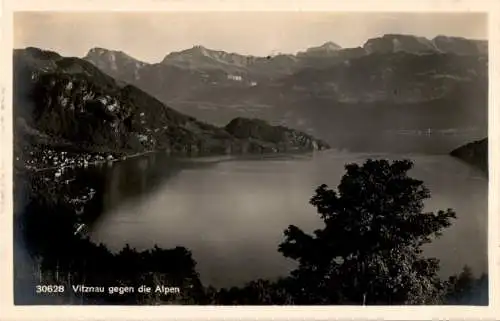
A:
227 74 243 81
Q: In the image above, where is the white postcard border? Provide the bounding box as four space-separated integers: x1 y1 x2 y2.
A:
1 1 499 320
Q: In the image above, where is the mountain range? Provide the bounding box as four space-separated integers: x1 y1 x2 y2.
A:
85 34 487 83
14 33 488 168
13 47 329 172
83 34 488 153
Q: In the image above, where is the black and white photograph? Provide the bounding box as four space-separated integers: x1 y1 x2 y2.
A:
7 6 494 310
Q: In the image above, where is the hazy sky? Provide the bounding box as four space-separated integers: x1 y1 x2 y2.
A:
14 12 487 63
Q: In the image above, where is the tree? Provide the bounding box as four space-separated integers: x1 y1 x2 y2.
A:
213 278 294 305
445 266 489 305
278 159 456 305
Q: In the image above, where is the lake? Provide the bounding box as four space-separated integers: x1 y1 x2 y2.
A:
85 149 488 288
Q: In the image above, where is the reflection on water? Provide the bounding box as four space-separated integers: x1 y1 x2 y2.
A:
70 153 200 226
85 150 488 288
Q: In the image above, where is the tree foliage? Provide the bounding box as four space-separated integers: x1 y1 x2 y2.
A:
278 159 456 304
445 266 488 305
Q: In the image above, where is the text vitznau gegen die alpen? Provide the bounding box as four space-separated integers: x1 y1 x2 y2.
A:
35 284 181 296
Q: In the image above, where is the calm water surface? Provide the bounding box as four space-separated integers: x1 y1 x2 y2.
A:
87 150 488 288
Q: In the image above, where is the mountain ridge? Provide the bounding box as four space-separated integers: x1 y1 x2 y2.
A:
81 33 487 93
83 34 487 65
82 34 487 83
79 33 487 153
14 47 330 173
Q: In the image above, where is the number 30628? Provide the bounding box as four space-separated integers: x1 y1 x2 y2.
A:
35 285 65 293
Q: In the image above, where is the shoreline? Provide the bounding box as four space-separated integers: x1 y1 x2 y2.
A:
19 147 328 174
24 150 157 174
20 147 478 176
